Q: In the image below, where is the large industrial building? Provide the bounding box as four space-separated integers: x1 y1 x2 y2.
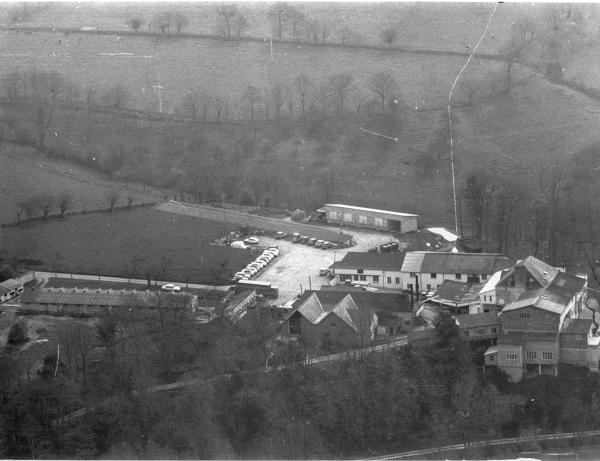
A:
317 204 418 232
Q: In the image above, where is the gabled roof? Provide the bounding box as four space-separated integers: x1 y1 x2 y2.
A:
454 312 500 329
334 251 405 271
287 292 362 332
320 204 418 218
498 256 559 288
401 251 512 274
501 267 586 315
290 290 412 314
480 270 502 294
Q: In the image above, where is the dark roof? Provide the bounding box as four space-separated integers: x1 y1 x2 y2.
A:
288 289 412 316
562 318 593 335
401 251 512 274
454 312 500 329
434 280 484 305
376 311 405 328
334 251 405 271
20 287 196 308
498 331 558 345
499 256 559 288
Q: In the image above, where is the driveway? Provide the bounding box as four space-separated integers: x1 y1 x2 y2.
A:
254 227 405 303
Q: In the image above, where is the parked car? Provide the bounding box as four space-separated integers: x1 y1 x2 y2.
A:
265 248 279 257
250 261 266 270
308 238 318 246
256 257 271 265
321 241 332 249
275 231 287 239
160 284 181 292
315 239 324 248
244 267 258 276
292 232 301 243
244 237 260 245
260 252 274 261
299 235 310 244
319 267 330 276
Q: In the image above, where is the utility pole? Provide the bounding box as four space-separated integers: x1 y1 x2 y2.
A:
153 70 163 113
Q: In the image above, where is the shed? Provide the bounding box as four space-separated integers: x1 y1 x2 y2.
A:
317 204 418 232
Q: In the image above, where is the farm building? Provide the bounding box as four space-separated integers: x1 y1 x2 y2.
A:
317 204 418 232
0 272 35 304
20 287 198 318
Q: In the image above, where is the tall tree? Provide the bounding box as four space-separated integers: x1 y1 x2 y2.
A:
293 73 311 120
368 71 398 114
217 4 237 39
268 2 290 40
380 28 397 47
327 73 354 117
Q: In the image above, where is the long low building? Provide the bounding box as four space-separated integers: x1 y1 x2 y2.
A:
317 204 418 232
20 286 199 318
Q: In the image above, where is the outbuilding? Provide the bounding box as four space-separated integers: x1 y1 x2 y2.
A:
317 204 418 232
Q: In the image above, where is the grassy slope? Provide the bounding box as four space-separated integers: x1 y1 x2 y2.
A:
2 207 253 283
0 145 163 225
0 2 526 52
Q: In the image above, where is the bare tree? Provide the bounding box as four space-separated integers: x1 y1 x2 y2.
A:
336 26 354 45
55 323 99 382
293 73 311 120
129 18 143 33
288 7 305 41
368 71 398 114
57 191 72 218
33 192 55 220
214 95 226 122
153 11 174 35
180 88 212 122
173 11 189 34
327 73 354 117
243 84 261 122
268 2 290 40
234 11 248 40
108 191 120 212
501 36 526 94
217 4 237 39
270 82 284 119
380 28 397 47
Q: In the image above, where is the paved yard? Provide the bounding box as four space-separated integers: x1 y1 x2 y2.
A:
254 227 405 304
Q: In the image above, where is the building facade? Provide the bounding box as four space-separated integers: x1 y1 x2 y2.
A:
317 204 418 232
333 252 405 289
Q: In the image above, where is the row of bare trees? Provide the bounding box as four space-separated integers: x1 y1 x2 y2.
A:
176 70 402 123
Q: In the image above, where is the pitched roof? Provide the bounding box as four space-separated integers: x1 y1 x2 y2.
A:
287 292 362 332
426 227 460 242
320 204 418 218
401 251 512 274
499 256 559 288
290 289 413 314
20 287 195 309
433 280 484 306
480 270 502 294
562 318 592 335
454 312 500 329
334 251 405 271
501 270 586 315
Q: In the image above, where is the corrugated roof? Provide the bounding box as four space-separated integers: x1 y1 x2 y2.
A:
322 204 418 218
426 227 460 242
400 251 512 274
562 318 592 335
20 287 195 309
454 312 500 329
334 251 405 271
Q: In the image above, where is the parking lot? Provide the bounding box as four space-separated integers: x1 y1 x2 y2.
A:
252 227 405 304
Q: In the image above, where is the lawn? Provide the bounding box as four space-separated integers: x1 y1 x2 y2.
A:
2 207 254 284
0 144 162 225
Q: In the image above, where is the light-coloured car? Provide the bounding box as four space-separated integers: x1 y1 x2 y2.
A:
244 266 258 276
256 256 271 265
160 284 181 292
250 261 266 270
244 237 260 245
260 252 274 260
265 248 279 257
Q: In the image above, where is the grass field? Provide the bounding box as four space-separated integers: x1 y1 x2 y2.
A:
0 27 504 115
0 144 164 225
0 2 529 53
2 207 254 284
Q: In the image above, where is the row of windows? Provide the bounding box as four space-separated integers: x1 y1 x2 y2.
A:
463 327 498 337
339 274 380 282
506 351 554 361
409 273 488 281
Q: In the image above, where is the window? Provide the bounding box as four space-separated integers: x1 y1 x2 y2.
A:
387 277 392 284
409 272 416 278
506 354 518 360
481 274 488 281
491 327 498 334
526 351 537 359
455 273 462 280
407 283 413 291
519 312 530 319
464 330 469 337
488 355 495 362
353 275 359 281
372 275 380 283
426 284 432 291
430 273 437 279
359 275 366 281
478 329 485 335
357 269 364 274
526 277 535 288
395 277 400 284
543 352 553 360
